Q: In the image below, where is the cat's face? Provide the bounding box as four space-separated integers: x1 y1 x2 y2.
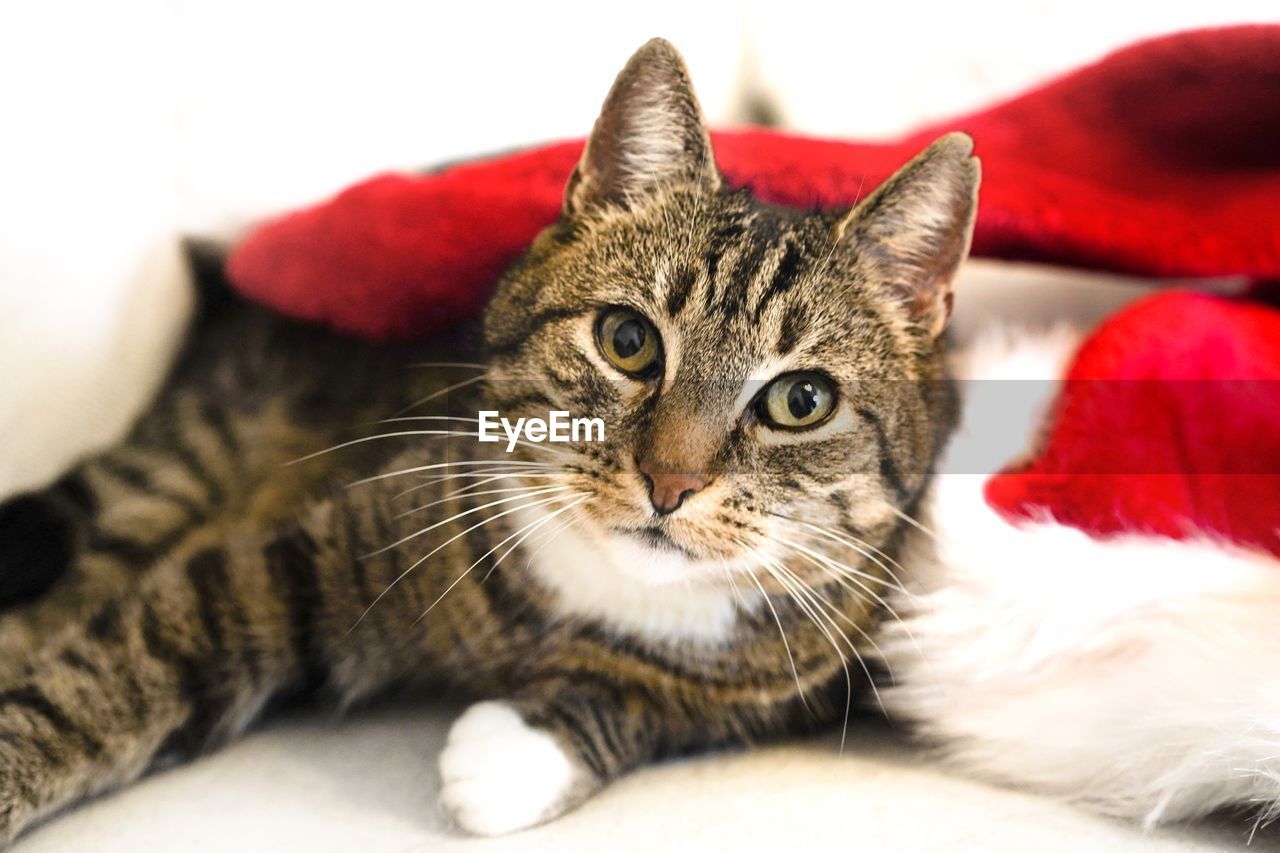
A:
483 40 977 594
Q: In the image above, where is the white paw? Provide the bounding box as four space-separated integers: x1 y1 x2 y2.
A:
439 701 583 836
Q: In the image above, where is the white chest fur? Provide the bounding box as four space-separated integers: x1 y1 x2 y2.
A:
510 504 749 646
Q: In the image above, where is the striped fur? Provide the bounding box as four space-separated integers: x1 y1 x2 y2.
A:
0 39 978 841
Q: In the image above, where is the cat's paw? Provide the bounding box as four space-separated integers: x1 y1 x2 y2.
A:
439 701 591 836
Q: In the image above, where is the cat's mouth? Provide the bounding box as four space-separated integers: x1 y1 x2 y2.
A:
620 526 698 559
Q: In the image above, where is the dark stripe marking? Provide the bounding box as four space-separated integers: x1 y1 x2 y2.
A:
856 408 909 502
664 265 697 317
87 601 125 643
545 703 608 779
775 302 808 355
583 699 624 765
96 456 207 521
52 470 97 514
753 241 803 323
141 601 225 759
149 416 226 505
488 307 582 357
187 549 228 652
0 685 104 760
85 522 194 570
59 649 98 676
492 390 555 413
264 528 328 691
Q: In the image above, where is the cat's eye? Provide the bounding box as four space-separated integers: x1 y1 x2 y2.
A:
596 307 662 378
757 372 837 430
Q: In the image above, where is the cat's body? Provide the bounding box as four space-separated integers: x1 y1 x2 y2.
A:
0 40 978 842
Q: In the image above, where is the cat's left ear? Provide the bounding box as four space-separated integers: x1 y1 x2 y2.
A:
836 133 981 338
564 38 721 215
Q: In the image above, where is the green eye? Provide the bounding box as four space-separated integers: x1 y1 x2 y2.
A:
758 372 837 430
596 307 662 378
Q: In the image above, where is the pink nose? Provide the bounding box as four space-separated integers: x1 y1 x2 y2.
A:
636 458 710 515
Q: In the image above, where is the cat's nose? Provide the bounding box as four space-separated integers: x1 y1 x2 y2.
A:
636 457 710 516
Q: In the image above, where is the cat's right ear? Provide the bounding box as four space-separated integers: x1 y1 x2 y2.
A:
564 39 721 216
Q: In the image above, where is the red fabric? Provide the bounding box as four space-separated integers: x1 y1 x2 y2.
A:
985 292 1280 557
230 25 1280 341
225 25 1280 554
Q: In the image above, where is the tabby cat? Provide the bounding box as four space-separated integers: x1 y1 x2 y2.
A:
0 39 977 842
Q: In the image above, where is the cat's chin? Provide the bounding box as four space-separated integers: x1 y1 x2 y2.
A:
513 505 751 644
617 526 698 560
598 531 712 586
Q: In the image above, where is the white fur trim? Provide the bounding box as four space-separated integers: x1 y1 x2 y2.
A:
883 326 1280 829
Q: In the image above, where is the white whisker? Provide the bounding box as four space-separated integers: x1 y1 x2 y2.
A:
758 557 857 749
719 559 752 611
290 429 573 466
347 459 559 489
888 504 940 542
741 567 812 716
412 494 590 625
779 544 917 654
774 536 905 612
786 519 910 582
389 468 559 502
771 556 892 677
404 361 488 370
393 483 572 521
346 490 580 633
511 500 588 576
770 524 906 592
391 374 485 417
363 486 572 558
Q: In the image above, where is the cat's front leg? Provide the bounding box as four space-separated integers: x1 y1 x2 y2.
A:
439 681 682 836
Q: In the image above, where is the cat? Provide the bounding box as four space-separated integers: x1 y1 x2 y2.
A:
0 38 977 842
